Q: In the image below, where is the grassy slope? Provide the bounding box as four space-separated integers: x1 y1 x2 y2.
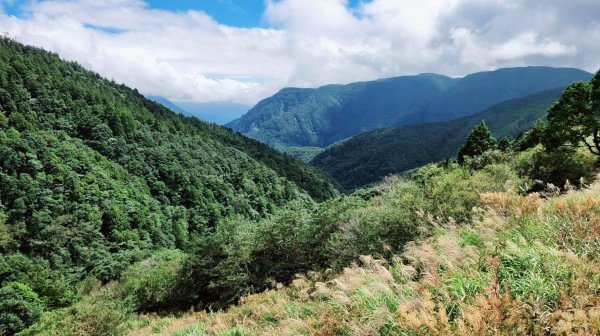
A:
133 175 599 336
312 89 563 190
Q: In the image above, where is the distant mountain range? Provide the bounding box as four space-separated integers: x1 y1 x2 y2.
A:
147 96 249 125
311 88 566 189
227 67 591 149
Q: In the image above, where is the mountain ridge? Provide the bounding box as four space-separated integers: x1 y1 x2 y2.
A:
228 66 591 149
312 87 566 189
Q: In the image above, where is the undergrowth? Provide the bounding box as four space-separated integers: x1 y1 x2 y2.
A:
132 180 600 336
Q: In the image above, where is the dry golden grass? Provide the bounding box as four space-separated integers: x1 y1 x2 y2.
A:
131 181 600 336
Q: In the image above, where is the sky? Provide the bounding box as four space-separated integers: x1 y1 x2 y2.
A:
0 0 599 106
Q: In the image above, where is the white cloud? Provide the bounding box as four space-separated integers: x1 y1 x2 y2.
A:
0 0 598 105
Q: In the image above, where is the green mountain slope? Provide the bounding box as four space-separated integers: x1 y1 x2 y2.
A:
0 38 337 282
398 67 592 124
312 89 564 189
227 74 456 148
228 67 590 149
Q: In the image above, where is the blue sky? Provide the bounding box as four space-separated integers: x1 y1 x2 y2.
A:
145 0 266 27
1 0 598 105
2 1 364 28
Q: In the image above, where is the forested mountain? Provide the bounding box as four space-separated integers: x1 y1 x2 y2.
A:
0 37 337 288
227 74 456 148
228 67 590 149
312 88 563 189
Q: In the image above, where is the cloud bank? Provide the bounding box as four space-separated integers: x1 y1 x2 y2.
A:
0 0 598 105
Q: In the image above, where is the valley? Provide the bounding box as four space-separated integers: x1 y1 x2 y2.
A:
1 16 599 336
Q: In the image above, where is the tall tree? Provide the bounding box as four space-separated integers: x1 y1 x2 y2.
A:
457 121 497 163
543 70 600 155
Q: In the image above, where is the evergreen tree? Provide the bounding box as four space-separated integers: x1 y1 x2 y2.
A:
457 121 497 163
497 137 511 151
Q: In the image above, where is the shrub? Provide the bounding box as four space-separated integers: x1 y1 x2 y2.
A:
462 149 510 171
514 146 596 189
0 254 75 308
0 282 43 335
120 249 187 312
19 282 134 336
418 164 479 222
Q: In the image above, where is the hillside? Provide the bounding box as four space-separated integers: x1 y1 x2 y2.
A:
10 68 600 335
227 74 455 148
312 89 564 189
0 37 338 322
132 177 600 335
228 67 591 149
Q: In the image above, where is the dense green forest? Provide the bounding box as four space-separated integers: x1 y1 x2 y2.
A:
228 67 590 149
0 38 341 335
312 89 564 189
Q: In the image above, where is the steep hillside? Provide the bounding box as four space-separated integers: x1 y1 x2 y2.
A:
398 66 592 124
228 67 590 149
228 74 455 148
132 177 600 336
312 89 563 189
15 71 600 334
0 38 337 287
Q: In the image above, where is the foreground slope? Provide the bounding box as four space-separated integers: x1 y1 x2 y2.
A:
133 173 600 336
228 67 590 149
312 89 563 189
0 38 336 283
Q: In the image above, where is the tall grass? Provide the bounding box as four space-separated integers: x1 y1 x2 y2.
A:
133 179 599 335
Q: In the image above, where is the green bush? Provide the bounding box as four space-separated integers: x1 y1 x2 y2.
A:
514 146 596 188
0 254 75 309
19 282 134 336
416 164 479 222
0 282 43 335
462 149 510 171
120 250 187 312
345 181 428 256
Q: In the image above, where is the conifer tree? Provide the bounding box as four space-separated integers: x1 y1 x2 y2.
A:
457 121 497 163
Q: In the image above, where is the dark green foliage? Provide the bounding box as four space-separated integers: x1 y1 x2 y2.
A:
497 137 510 151
513 121 547 151
0 37 337 317
180 184 430 307
543 70 600 155
119 250 187 312
313 89 563 189
281 146 325 162
457 121 497 164
229 67 590 150
0 282 43 335
514 146 595 188
0 254 75 309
